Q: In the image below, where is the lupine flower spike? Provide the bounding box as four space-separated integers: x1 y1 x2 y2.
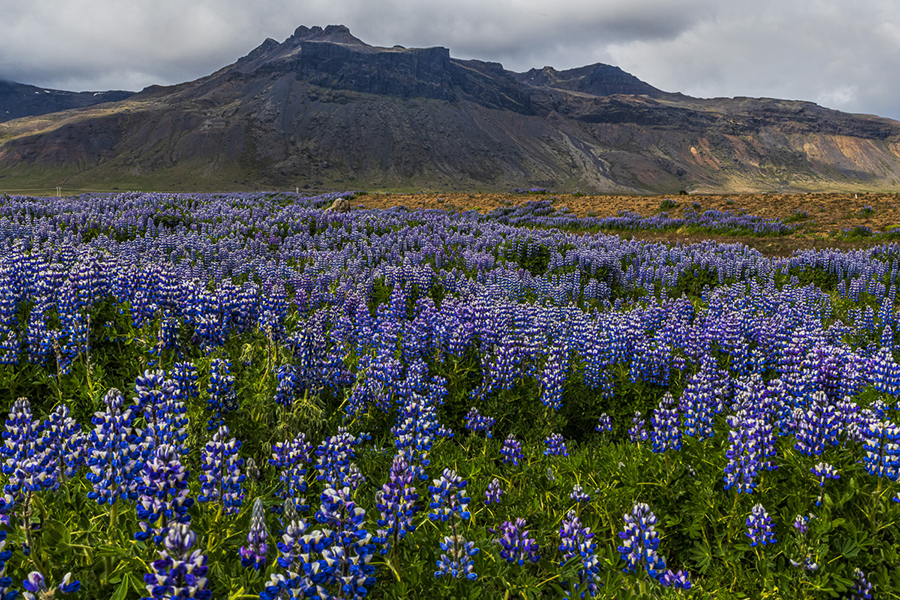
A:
23 571 81 600
617 502 666 579
240 498 269 570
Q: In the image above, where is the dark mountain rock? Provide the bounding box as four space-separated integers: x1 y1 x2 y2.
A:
515 63 669 98
0 80 133 123
2 25 899 193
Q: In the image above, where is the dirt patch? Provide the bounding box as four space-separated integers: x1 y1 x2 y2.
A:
351 191 900 256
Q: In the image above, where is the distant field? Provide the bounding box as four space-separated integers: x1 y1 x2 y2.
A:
351 191 900 255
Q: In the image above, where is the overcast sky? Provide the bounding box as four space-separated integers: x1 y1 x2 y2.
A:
2 0 899 120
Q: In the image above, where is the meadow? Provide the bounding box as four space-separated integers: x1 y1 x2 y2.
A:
0 189 896 599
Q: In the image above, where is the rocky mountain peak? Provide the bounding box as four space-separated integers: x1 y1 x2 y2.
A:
289 25 368 46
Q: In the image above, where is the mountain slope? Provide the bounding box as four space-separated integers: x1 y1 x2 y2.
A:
1 25 899 193
0 80 134 123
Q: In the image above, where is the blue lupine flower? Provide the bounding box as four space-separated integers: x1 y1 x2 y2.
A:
500 434 524 466
170 362 199 404
558 510 601 599
429 468 471 522
484 478 503 506
270 432 312 512
240 498 269 570
617 502 666 579
795 391 841 456
273 365 297 407
463 407 496 438
3 397 49 501
723 415 762 494
540 343 568 410
745 504 776 547
41 404 85 489
544 433 569 457
595 413 612 435
315 486 377 597
135 444 193 545
569 484 590 504
850 568 873 600
651 393 682 453
86 388 140 505
198 426 245 515
206 358 237 430
628 411 648 443
435 535 479 580
862 419 900 481
793 514 810 536
314 427 364 489
660 569 691 589
143 523 211 600
494 518 539 566
23 571 80 599
810 462 839 507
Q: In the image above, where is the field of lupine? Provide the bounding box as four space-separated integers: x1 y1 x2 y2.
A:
0 190 897 599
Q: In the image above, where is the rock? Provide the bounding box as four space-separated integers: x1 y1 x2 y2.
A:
325 196 351 212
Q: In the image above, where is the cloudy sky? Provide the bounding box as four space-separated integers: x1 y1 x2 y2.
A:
2 0 899 120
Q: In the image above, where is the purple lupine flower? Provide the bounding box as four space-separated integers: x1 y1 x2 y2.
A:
143 523 211 600
484 478 503 506
494 518 539 566
500 434 524 466
198 425 245 515
463 407 496 438
135 444 193 545
595 413 612 435
660 569 691 589
543 433 568 457
435 535 479 580
240 498 269 570
745 504 776 547
617 502 667 579
628 411 648 443
22 571 80 599
375 456 419 554
850 568 873 600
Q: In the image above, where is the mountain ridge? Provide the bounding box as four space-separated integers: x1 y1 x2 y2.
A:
1 25 899 193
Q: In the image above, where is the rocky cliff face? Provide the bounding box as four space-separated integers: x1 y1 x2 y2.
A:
2 25 899 193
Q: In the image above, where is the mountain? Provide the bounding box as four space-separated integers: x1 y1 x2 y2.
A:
1 24 899 193
0 80 134 123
